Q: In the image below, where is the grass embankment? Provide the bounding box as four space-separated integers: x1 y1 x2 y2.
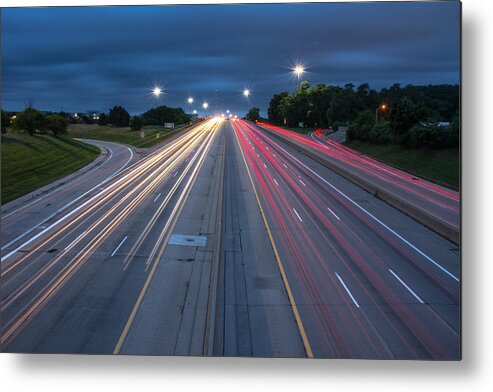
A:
1 133 100 203
344 140 460 190
67 124 187 148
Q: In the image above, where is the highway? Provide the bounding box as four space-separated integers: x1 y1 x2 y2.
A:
259 123 460 238
1 139 135 254
232 120 459 359
1 120 223 352
0 119 460 359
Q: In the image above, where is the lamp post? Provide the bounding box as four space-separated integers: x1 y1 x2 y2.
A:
187 97 194 115
202 102 208 118
375 103 388 124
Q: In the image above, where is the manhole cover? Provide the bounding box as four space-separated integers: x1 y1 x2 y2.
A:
168 234 207 247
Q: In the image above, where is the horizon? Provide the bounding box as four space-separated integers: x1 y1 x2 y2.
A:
2 2 460 116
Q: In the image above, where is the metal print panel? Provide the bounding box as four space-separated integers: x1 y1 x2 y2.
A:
0 1 461 359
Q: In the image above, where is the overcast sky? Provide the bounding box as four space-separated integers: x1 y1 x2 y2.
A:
1 1 460 116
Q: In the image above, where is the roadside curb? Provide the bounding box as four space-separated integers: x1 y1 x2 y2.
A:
1 140 110 215
258 124 460 245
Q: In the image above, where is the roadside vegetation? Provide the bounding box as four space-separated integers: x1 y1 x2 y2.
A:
344 141 459 190
67 124 185 148
1 102 195 203
68 104 192 148
1 133 99 203
266 82 459 188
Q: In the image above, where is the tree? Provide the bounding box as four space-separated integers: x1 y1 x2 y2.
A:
267 92 289 125
98 113 108 126
129 115 144 132
108 105 130 127
245 107 261 122
266 82 459 148
449 111 460 147
347 110 374 142
12 107 45 135
1 110 12 133
389 97 422 138
44 114 68 136
308 84 336 127
141 105 190 126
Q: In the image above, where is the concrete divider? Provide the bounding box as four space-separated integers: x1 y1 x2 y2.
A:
258 124 460 245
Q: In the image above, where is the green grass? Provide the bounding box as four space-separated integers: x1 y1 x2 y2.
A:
67 124 186 148
344 140 460 190
1 133 100 203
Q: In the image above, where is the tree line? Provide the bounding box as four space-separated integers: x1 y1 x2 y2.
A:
267 82 459 149
2 107 68 136
1 104 192 135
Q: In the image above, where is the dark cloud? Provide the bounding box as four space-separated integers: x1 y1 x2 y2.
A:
2 2 460 115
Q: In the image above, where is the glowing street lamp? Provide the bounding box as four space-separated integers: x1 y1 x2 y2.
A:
375 103 388 124
203 102 208 109
152 87 162 97
187 97 194 116
292 64 305 79
193 110 197 114
243 89 250 98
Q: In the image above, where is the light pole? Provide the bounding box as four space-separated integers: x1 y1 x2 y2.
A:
243 89 251 118
203 102 208 118
152 87 162 97
375 103 388 124
187 97 194 115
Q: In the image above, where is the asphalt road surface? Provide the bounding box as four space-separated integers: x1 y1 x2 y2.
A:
260 123 459 233
1 119 460 359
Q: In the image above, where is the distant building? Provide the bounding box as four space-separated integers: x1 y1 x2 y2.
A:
86 110 100 120
420 121 450 127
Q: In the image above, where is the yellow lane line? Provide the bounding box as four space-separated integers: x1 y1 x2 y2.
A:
233 124 314 358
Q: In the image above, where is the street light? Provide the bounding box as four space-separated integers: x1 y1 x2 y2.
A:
243 89 250 98
187 97 194 116
375 103 388 124
203 102 208 109
152 87 162 97
193 110 197 114
292 64 305 79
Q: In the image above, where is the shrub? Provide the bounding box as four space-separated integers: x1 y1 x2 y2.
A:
44 114 68 136
12 107 45 135
108 105 130 127
98 113 108 126
347 110 373 141
368 122 393 144
129 115 144 132
408 125 449 149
